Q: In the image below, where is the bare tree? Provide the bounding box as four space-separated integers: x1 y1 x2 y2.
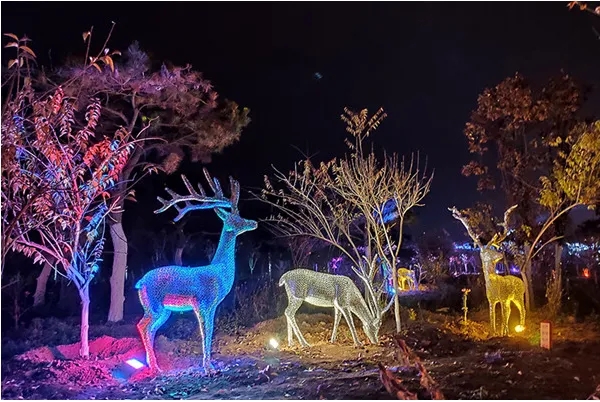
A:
286 235 324 268
259 108 432 333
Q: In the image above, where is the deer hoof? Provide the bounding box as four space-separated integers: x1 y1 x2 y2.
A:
149 365 162 374
203 361 216 374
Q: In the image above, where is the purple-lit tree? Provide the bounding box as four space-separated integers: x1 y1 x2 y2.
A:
47 30 250 322
1 34 136 356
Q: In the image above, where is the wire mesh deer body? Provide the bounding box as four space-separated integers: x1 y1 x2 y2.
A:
136 170 257 372
279 269 392 347
449 205 525 336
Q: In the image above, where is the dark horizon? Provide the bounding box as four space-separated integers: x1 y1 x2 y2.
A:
3 2 600 240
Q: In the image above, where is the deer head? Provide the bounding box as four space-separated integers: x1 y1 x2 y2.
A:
367 315 383 344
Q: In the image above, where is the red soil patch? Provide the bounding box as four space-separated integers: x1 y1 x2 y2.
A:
13 334 210 386
16 335 145 363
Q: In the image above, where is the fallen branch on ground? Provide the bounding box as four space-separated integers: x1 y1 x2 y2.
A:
378 335 445 400
589 384 600 400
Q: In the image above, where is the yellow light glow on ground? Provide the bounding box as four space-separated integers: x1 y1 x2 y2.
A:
269 338 279 349
515 325 525 333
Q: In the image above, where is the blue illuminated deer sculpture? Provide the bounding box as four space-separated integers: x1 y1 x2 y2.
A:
136 169 257 372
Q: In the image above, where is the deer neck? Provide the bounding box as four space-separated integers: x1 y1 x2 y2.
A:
479 247 500 286
350 291 374 324
210 229 238 289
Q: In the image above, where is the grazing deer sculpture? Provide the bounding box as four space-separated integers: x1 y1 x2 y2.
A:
136 169 257 372
279 269 393 347
448 205 525 336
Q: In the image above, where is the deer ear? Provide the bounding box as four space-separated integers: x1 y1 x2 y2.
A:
214 208 230 221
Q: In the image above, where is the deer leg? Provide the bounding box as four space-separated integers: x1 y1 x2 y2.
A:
137 314 157 370
340 308 363 347
191 304 206 356
516 295 526 328
489 300 496 336
501 301 509 336
285 297 310 347
286 319 294 347
330 306 342 343
138 309 171 371
199 304 218 372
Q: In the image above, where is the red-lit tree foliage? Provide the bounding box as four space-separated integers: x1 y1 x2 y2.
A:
2 34 136 356
46 34 250 322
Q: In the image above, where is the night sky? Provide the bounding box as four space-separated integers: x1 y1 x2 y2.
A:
3 2 600 239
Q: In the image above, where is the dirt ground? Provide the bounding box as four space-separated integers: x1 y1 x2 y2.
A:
2 310 600 400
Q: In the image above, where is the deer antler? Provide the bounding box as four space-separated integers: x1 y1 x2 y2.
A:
155 168 235 222
230 177 240 212
489 204 517 247
448 206 483 249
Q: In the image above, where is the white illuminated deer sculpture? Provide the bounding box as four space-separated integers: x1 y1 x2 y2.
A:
279 268 393 347
136 169 257 372
448 205 525 336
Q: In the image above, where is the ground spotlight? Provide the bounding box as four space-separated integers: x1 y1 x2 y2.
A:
125 358 145 369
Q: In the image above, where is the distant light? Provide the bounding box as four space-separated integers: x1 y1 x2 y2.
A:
126 358 145 369
269 338 279 349
515 325 525 333
583 268 591 279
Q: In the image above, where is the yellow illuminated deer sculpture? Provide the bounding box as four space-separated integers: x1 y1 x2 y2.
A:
448 205 525 336
397 268 416 291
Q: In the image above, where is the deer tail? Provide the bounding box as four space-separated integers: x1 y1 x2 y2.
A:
134 278 144 290
278 274 286 287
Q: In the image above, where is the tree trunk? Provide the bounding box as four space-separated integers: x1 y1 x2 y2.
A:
521 244 534 311
108 218 128 322
392 266 401 333
174 247 184 266
14 296 20 329
554 243 563 273
33 260 54 307
555 242 563 309
79 285 90 358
